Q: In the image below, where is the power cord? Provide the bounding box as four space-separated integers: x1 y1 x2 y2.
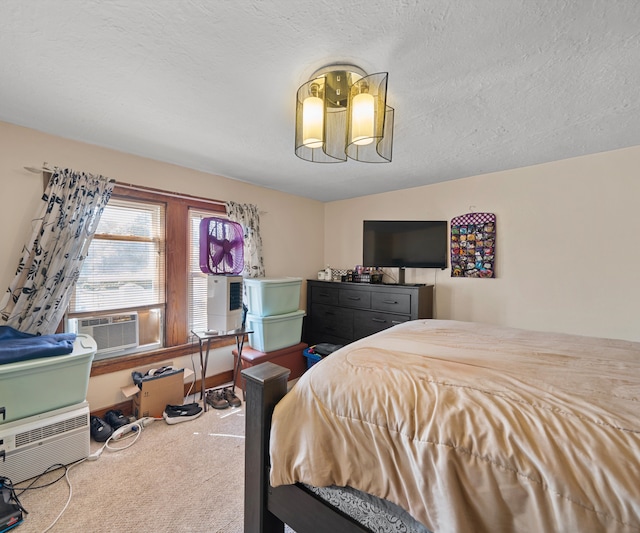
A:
0 417 159 533
87 416 158 461
1 474 28 518
5 463 71 533
39 460 84 533
33 416 159 532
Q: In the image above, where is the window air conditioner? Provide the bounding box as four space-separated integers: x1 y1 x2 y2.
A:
77 312 139 356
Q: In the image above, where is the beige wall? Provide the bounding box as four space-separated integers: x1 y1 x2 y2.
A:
324 145 640 342
0 121 324 409
3 120 638 410
0 121 325 285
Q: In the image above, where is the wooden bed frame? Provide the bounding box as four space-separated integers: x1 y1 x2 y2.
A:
242 362 373 533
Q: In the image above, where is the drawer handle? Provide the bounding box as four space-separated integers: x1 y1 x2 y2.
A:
323 311 336 316
382 300 399 304
372 318 387 323
319 292 331 297
347 296 361 301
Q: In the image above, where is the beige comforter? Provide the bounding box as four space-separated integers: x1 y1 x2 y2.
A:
269 320 640 533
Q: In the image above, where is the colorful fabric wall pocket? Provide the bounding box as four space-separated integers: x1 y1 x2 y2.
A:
450 212 496 278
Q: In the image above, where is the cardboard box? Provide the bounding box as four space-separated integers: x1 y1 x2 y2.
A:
121 367 194 419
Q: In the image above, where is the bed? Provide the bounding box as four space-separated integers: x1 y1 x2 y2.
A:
242 319 640 533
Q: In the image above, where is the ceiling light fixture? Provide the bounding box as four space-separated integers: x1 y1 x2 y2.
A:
295 64 394 163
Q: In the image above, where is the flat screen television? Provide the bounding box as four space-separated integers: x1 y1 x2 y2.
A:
363 220 448 282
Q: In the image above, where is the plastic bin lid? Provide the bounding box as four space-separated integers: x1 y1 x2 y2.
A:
246 309 305 321
244 277 302 284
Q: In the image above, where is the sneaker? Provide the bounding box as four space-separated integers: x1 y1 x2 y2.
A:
104 409 129 430
163 403 203 424
223 388 242 408
164 402 202 416
206 390 229 410
90 416 113 442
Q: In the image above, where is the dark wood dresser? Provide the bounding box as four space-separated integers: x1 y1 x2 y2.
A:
304 280 433 346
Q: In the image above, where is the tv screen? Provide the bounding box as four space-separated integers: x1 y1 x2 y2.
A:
363 220 448 269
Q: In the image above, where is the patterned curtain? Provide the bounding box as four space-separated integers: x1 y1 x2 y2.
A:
225 201 265 278
0 168 115 334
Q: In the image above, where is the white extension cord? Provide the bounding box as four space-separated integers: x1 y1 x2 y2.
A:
111 416 156 440
40 416 160 532
87 416 158 461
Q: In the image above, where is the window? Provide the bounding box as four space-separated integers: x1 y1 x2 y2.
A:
68 183 225 369
189 208 228 335
71 199 165 313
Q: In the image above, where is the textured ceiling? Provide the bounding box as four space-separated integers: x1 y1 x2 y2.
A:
2 1 639 202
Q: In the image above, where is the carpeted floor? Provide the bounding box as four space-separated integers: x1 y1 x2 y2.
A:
13 403 254 533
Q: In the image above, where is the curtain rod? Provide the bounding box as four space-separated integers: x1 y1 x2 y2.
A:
115 181 226 206
25 164 227 208
24 164 115 182
24 165 53 174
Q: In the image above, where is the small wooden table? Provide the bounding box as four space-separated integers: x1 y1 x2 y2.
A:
191 328 252 411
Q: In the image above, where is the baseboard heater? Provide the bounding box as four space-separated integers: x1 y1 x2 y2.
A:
0 402 90 484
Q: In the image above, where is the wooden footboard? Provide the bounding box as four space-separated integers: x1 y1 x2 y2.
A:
242 362 370 533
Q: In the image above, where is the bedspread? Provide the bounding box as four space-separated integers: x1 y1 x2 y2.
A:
269 320 640 533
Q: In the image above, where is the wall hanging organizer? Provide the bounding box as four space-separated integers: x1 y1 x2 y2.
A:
450 212 496 278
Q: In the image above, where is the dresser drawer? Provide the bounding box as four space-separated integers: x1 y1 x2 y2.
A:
306 329 351 347
354 310 411 339
305 280 433 346
311 285 339 305
338 289 371 309
371 292 411 314
310 303 354 339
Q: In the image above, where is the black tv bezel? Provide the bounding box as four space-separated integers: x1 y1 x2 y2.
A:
362 220 448 271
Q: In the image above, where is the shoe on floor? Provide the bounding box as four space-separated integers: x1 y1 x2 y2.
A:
90 416 113 442
104 409 129 429
206 390 229 410
163 403 203 424
223 388 242 408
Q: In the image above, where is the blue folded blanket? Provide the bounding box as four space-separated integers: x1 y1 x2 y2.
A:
0 326 77 365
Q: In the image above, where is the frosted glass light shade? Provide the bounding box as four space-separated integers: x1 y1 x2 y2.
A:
302 96 324 148
295 65 392 163
296 75 345 163
346 72 393 163
351 93 375 146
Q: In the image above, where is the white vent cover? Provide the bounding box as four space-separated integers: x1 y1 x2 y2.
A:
0 402 90 484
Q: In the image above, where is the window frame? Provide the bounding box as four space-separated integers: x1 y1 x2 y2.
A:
89 183 226 377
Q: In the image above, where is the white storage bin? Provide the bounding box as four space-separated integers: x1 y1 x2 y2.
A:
246 309 305 352
244 277 302 317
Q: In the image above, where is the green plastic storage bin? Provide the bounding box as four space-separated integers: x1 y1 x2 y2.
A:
244 277 302 317
246 309 305 352
0 334 96 424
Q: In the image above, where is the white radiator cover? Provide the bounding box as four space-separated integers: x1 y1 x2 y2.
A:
0 402 90 484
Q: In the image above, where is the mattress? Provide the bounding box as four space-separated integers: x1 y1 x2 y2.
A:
305 484 432 533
